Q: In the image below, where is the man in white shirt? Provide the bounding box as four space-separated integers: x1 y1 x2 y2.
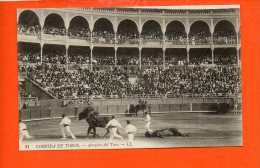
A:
145 111 152 133
60 114 76 140
19 120 33 141
125 120 137 144
105 115 123 141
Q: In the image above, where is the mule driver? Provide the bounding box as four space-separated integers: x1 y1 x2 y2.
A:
105 115 123 141
60 114 77 140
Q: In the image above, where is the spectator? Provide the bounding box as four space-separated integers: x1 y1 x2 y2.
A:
24 63 241 99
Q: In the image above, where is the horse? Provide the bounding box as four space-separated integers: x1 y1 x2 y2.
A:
78 107 110 137
145 128 188 138
127 103 148 117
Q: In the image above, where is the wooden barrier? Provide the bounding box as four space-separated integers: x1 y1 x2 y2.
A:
20 102 242 121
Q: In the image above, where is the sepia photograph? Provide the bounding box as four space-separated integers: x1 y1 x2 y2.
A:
17 5 242 150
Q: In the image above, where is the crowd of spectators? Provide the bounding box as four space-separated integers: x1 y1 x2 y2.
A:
18 48 238 66
189 55 212 65
69 53 90 64
93 55 114 65
165 32 186 45
117 32 139 44
18 24 40 35
92 31 115 43
132 66 241 96
26 65 131 98
43 50 66 64
141 29 163 40
141 54 163 65
214 54 236 65
117 55 139 65
25 64 241 98
189 31 211 45
19 24 238 46
165 55 186 65
43 26 66 36
213 31 237 45
18 51 41 63
68 27 91 39
19 83 30 98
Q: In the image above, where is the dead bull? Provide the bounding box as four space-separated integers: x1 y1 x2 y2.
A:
145 128 188 138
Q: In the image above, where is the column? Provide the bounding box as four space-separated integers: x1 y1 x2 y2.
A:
65 28 68 43
211 33 214 45
65 45 68 70
90 44 93 72
236 47 240 65
211 32 214 64
139 47 142 69
114 30 117 66
186 33 189 46
210 19 214 45
138 31 142 69
187 47 190 63
185 17 190 47
40 42 43 64
162 47 166 68
237 31 240 45
211 47 214 64
186 31 190 64
236 32 240 65
115 45 117 66
40 24 44 64
90 28 93 72
162 18 166 68
65 13 69 44
39 10 44 40
40 25 43 40
64 13 69 69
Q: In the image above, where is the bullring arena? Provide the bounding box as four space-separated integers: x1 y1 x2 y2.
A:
18 6 242 150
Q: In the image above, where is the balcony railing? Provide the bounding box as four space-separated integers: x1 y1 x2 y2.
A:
18 32 239 46
117 39 139 45
189 39 211 45
92 37 115 44
68 35 91 41
142 39 163 45
213 38 237 45
42 34 66 40
18 31 40 37
165 40 187 45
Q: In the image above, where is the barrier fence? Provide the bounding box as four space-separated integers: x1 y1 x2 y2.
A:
20 102 242 121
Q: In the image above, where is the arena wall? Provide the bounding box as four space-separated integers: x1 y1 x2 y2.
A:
20 102 242 121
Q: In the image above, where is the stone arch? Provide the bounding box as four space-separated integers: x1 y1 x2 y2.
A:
165 20 187 40
43 13 66 35
69 16 90 29
68 16 90 38
117 18 138 31
93 17 114 32
141 20 163 40
213 20 237 45
117 19 139 39
189 20 210 36
214 19 236 31
18 10 40 26
189 19 210 32
189 20 211 44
